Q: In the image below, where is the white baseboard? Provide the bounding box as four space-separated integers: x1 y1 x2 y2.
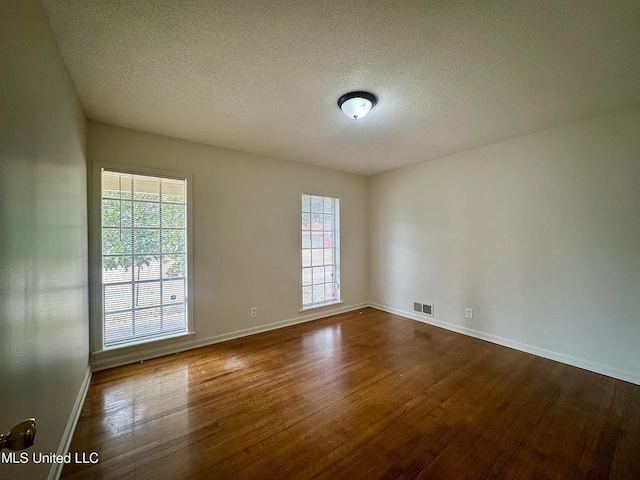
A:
91 302 368 371
369 303 640 386
48 365 92 480
92 300 640 385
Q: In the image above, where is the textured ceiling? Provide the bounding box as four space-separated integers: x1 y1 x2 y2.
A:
42 0 640 175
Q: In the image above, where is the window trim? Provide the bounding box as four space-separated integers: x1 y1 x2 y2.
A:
90 162 194 353
299 191 341 311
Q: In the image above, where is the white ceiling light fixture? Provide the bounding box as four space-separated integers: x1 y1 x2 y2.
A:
338 91 377 120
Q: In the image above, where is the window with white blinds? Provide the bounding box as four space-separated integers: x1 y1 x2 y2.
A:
101 169 190 347
301 193 340 308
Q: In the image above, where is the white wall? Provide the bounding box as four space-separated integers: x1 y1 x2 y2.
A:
369 107 640 383
87 122 368 367
0 1 89 478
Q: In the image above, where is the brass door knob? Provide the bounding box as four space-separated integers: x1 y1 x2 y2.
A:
0 418 37 451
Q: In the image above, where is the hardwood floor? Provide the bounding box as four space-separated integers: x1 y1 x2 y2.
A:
62 308 640 479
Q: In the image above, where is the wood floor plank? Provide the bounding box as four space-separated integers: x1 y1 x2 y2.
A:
61 308 640 479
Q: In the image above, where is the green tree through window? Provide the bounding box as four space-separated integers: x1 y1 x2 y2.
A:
101 170 189 346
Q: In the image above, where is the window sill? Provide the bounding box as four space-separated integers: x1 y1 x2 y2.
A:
94 330 195 354
299 301 343 313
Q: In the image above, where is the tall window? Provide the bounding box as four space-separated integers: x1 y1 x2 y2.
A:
301 193 340 308
100 169 190 348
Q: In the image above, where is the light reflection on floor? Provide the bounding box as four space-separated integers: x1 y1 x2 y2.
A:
101 365 190 434
93 324 347 475
223 356 247 370
302 324 342 357
299 324 349 423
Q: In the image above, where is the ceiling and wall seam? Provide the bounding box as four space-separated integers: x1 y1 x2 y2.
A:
41 0 640 175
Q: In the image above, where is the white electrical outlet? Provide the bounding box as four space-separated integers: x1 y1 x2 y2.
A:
250 307 258 318
465 308 473 319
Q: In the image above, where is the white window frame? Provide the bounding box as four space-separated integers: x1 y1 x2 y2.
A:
90 162 194 352
299 192 341 311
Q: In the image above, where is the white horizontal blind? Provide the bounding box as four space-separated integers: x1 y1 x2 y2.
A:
301 194 340 308
101 170 188 347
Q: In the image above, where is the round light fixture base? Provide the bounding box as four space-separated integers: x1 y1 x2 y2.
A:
338 91 377 120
